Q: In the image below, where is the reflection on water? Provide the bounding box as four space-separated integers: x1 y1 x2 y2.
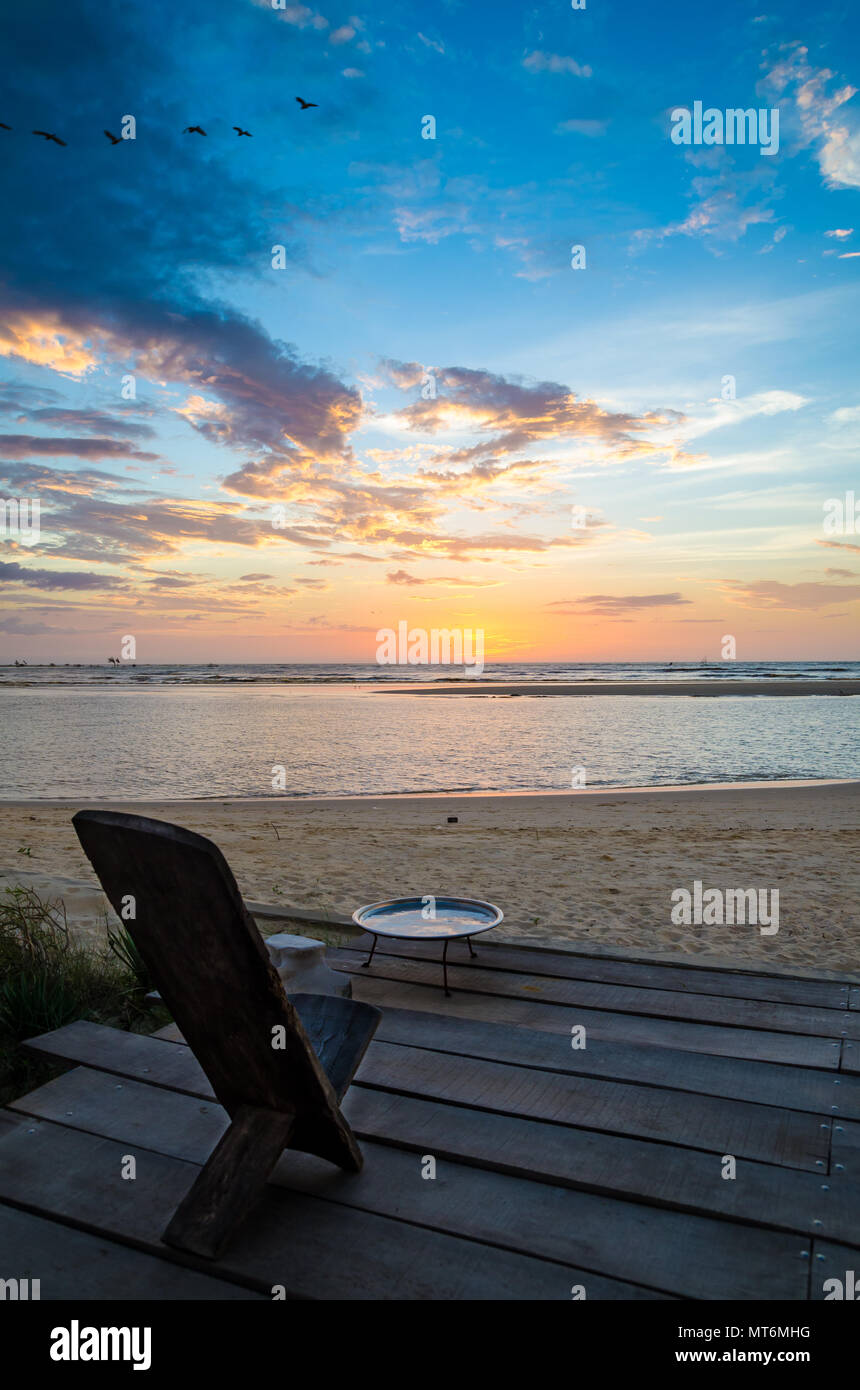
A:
1 685 857 799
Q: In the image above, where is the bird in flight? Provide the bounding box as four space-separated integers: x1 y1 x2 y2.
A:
233 126 252 137
183 125 207 135
295 97 318 110
33 130 67 145
103 129 122 145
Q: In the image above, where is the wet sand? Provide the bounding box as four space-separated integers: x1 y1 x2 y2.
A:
398 680 860 698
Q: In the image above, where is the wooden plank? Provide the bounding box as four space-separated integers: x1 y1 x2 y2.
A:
24 993 375 1108
40 1013 856 1118
154 1022 183 1041
829 1118 860 1178
13 1062 854 1245
329 950 860 1040
354 1041 830 1171
0 1200 264 1299
842 1039 860 1074
0 1113 665 1300
344 935 852 1009
5 1080 809 1299
810 1240 860 1299
22 1022 831 1170
346 973 842 1069
343 1087 860 1248
371 1007 858 1117
849 988 860 1012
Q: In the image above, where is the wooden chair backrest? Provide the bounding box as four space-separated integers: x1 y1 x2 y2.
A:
73 809 341 1122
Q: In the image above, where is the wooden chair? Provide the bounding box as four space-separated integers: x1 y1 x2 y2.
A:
73 809 381 1260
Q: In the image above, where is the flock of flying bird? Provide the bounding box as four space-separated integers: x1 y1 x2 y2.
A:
0 99 319 146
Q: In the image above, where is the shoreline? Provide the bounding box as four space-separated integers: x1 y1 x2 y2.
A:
0 776 856 809
395 679 860 698
2 678 859 698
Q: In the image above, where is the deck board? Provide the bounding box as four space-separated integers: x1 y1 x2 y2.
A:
32 1010 858 1117
8 935 860 1300
0 1112 664 1300
6 1073 810 1299
329 950 860 1039
23 1022 832 1170
345 935 852 1009
346 970 842 1068
371 1007 855 1115
0 1201 264 1299
13 1059 860 1244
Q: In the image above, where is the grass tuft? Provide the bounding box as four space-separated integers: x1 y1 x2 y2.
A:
0 886 164 1106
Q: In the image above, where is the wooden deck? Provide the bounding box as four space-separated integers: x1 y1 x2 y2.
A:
3 932 860 1300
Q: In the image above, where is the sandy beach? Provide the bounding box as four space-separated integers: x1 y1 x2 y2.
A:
2 779 857 976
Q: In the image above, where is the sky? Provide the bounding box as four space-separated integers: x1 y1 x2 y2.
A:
0 0 858 665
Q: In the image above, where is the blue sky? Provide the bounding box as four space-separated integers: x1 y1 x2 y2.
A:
0 0 858 661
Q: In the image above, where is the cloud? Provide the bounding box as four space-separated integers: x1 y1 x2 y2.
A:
260 2 328 31
634 162 779 249
0 434 159 461
393 202 475 244
826 228 854 239
555 119 608 136
816 538 860 554
680 390 808 441
417 33 444 55
523 52 592 79
385 568 498 587
546 592 692 616
384 361 684 464
0 615 73 635
761 44 860 190
0 457 316 562
0 561 127 590
0 399 155 439
720 578 860 610
0 460 158 498
758 225 787 254
0 302 363 480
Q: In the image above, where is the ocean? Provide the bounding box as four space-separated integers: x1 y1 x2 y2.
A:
1 659 857 687
0 662 857 799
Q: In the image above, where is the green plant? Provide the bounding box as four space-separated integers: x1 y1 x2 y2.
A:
107 920 152 993
0 887 162 1106
0 970 84 1036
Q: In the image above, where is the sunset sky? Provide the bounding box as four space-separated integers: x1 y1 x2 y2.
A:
1 0 858 664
